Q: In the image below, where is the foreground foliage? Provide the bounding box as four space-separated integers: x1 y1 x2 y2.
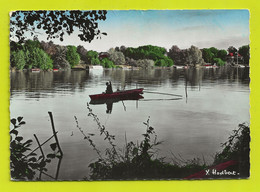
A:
10 111 250 180
214 123 250 177
10 117 60 180
74 104 250 180
10 10 107 43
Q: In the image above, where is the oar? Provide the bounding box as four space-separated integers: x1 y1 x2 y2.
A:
143 90 182 97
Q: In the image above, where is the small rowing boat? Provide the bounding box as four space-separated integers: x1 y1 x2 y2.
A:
31 68 40 72
89 88 144 100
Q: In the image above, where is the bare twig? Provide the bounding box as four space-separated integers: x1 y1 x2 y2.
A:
74 116 103 160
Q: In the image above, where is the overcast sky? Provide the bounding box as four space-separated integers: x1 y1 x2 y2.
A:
21 10 250 52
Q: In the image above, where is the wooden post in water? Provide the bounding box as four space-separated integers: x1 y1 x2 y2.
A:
185 76 188 104
33 134 45 180
48 112 63 157
55 158 63 180
33 134 45 160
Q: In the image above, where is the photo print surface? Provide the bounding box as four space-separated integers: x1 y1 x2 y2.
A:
10 10 250 181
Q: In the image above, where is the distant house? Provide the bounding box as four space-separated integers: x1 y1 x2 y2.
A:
99 52 110 60
226 52 243 64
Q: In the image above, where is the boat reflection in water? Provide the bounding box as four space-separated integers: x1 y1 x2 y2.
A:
90 94 144 114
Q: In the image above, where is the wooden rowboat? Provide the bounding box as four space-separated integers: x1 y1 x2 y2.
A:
89 88 144 100
31 68 40 72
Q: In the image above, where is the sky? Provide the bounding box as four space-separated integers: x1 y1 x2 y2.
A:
13 10 250 52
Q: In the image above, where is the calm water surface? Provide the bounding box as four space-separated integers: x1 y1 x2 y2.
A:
10 67 250 180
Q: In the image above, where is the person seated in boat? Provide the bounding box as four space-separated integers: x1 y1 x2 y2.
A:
105 81 113 94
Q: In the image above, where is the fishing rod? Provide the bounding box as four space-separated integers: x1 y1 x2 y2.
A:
143 90 183 97
122 100 126 111
140 98 182 102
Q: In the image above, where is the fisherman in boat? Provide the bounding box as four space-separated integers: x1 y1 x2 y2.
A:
105 81 113 94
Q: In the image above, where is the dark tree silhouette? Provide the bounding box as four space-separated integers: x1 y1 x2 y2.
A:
10 10 107 43
77 45 88 62
168 45 188 65
238 45 250 64
40 41 57 56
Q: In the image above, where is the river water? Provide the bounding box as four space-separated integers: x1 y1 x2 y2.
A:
10 66 250 180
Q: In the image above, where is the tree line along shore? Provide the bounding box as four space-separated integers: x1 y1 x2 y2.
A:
10 39 250 71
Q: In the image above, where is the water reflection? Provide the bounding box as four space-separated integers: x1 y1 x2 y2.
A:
10 70 91 98
170 66 249 88
90 95 144 114
10 67 249 99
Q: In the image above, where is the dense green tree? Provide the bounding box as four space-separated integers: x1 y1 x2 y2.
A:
36 49 53 70
86 50 99 64
27 49 40 68
155 58 174 67
10 39 54 70
66 46 80 67
91 58 101 65
213 58 225 66
124 45 166 60
239 45 250 64
155 59 166 67
166 58 174 66
100 58 115 68
28 48 53 69
11 47 53 70
209 47 218 57
27 49 38 68
202 48 214 63
10 10 107 43
23 50 30 67
123 45 172 67
86 50 103 65
11 50 26 70
202 47 227 64
217 49 228 61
